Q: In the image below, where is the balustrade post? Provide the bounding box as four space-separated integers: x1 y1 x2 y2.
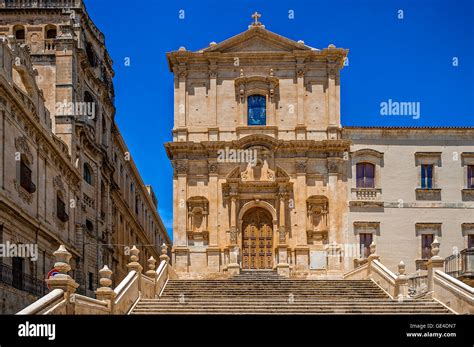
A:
426 238 444 293
95 265 116 314
367 242 379 276
46 245 79 314
127 245 143 291
395 261 409 300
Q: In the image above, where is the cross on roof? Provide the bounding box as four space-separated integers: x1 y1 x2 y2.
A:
251 12 262 26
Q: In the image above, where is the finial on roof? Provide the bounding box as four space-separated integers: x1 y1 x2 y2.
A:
249 12 264 29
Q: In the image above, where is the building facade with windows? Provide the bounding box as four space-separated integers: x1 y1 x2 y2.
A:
165 15 474 279
0 0 170 314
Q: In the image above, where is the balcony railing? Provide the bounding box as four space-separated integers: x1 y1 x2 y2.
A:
0 262 48 297
44 39 56 52
444 248 474 279
2 0 82 8
408 274 428 297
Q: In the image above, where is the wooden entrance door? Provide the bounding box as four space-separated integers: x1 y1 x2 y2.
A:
242 208 273 269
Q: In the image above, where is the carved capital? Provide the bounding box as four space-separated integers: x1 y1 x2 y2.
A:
327 158 343 174
295 160 307 174
174 160 188 175
208 162 218 174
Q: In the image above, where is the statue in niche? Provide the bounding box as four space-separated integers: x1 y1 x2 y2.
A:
193 210 203 232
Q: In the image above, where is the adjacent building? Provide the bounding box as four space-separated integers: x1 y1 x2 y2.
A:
0 0 170 314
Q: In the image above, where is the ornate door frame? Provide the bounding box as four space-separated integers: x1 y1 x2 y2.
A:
238 200 277 269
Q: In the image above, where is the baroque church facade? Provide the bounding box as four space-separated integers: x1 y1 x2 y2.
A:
0 0 170 313
166 14 474 278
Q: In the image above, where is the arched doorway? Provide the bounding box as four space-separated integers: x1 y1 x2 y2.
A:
242 208 273 269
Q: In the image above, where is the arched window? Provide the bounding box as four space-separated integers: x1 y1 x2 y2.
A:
86 42 97 67
356 162 375 188
45 26 57 39
13 25 25 41
83 163 93 185
247 95 266 126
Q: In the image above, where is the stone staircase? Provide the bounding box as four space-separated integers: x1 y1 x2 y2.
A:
131 270 451 314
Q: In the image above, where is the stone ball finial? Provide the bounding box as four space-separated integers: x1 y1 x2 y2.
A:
161 243 168 256
178 46 186 51
398 261 406 275
298 40 305 45
369 241 376 255
147 256 156 271
431 237 440 257
98 265 113 288
130 245 140 262
209 41 217 46
328 44 336 48
53 245 72 274
145 256 157 278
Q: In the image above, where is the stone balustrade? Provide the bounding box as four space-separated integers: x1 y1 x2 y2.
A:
17 243 177 315
0 0 82 8
344 239 474 314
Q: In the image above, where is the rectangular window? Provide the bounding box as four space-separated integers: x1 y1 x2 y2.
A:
88 272 94 291
57 196 69 222
468 165 474 189
20 159 36 193
468 235 474 249
359 233 373 258
356 163 375 188
421 164 433 189
421 234 434 259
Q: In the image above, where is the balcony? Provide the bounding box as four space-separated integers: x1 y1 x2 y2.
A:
44 39 56 53
444 248 474 284
2 0 82 8
349 188 383 207
0 262 48 297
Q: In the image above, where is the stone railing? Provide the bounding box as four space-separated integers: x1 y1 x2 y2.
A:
17 243 177 315
1 0 82 8
344 239 474 314
344 243 408 300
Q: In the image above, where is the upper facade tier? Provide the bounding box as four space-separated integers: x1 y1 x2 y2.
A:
166 14 348 143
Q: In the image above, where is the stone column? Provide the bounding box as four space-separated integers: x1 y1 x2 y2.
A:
174 160 188 247
327 54 339 128
95 265 116 313
209 63 218 126
426 238 444 293
295 160 307 246
208 161 219 246
46 245 79 314
177 62 187 128
227 190 240 275
296 64 305 125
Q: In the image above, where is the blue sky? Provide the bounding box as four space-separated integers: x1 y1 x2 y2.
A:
84 0 474 237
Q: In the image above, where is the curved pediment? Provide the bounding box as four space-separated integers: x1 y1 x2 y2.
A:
233 134 282 150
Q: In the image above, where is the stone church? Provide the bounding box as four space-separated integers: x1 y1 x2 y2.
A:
166 14 474 279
